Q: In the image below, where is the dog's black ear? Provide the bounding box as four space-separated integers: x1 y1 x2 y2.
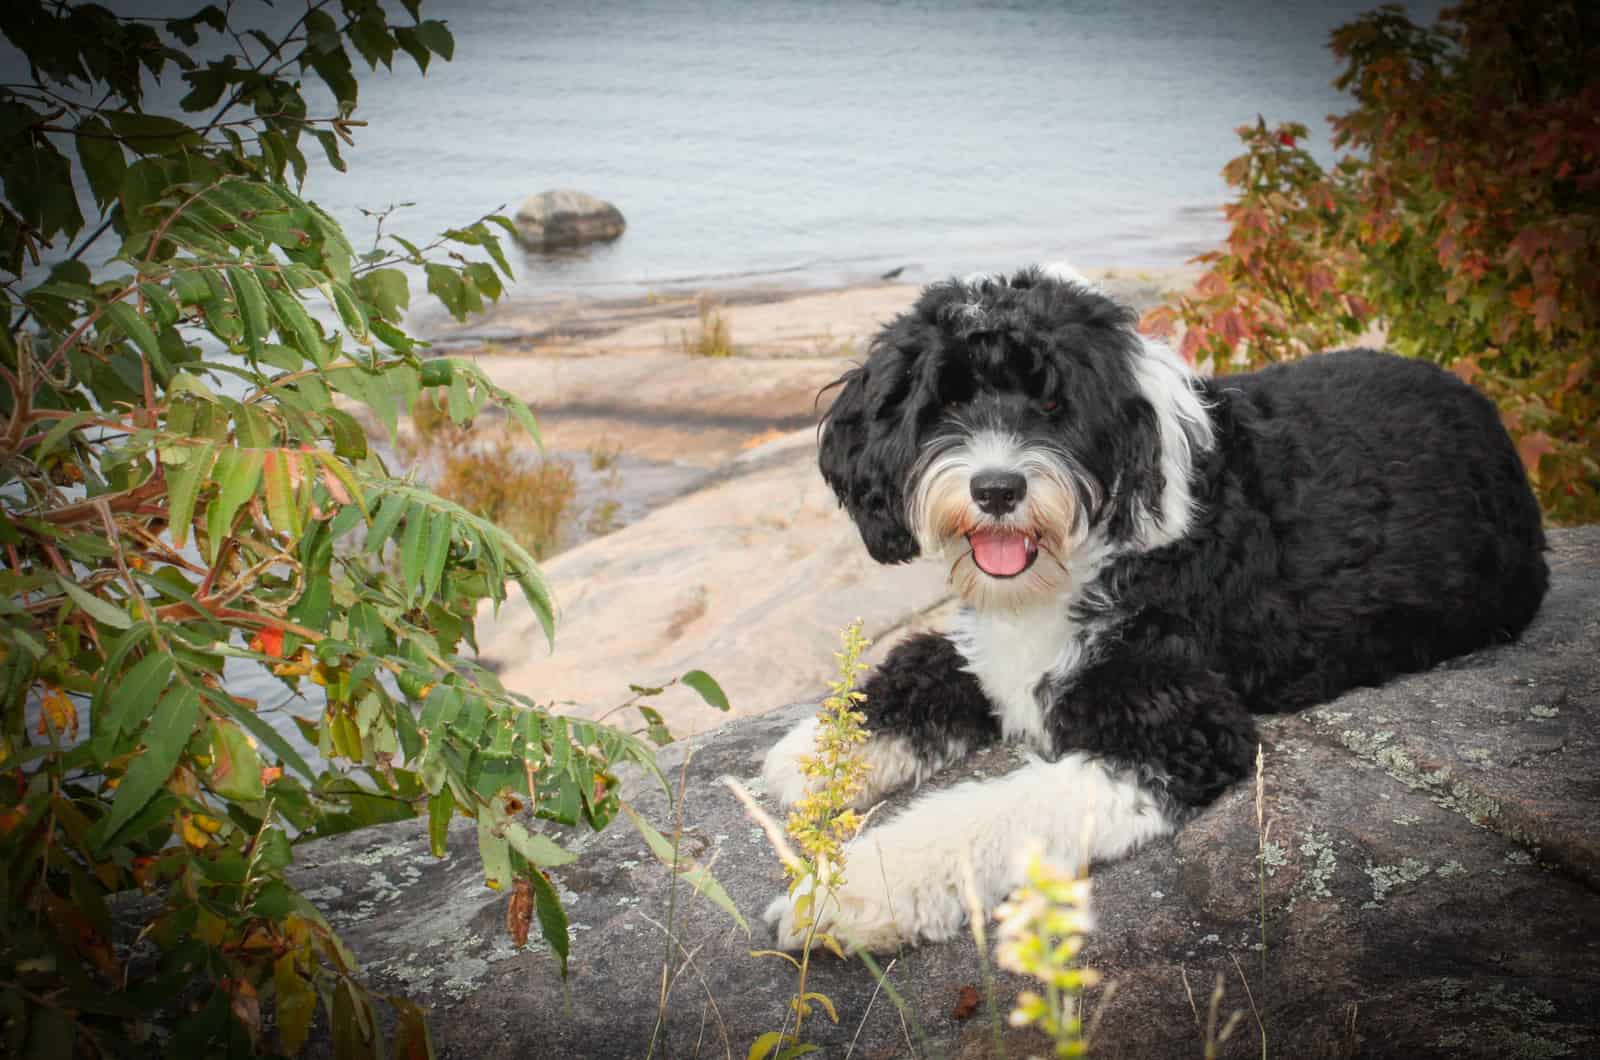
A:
1098 393 1164 543
819 362 922 564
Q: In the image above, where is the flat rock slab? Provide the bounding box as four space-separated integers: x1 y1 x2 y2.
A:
297 526 1598 1059
473 429 953 735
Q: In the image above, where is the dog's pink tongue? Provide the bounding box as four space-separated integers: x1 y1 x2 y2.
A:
969 530 1031 577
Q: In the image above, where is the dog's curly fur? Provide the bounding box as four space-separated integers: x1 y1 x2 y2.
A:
761 265 1548 952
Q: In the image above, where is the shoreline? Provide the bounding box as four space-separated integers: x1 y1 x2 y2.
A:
413 263 1201 358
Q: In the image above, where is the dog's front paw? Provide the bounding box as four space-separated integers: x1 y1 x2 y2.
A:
760 715 821 808
762 840 967 954
763 857 907 954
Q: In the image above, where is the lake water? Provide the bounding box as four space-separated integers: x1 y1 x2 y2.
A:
295 0 1442 297
8 0 1447 295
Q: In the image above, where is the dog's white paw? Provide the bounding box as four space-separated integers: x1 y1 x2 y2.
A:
760 715 821 808
762 838 966 954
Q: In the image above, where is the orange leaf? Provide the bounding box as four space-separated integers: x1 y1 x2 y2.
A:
251 626 286 658
1517 431 1555 475
1139 305 1177 338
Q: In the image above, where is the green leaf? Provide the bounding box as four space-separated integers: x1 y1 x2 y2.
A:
55 576 132 630
76 117 128 212
393 26 431 73
681 670 730 712
415 19 455 60
92 651 172 759
620 801 749 933
139 283 180 326
205 446 265 559
476 810 512 890
425 263 466 318
264 281 326 366
262 450 301 537
33 410 97 461
356 267 410 322
208 719 265 801
526 865 569 980
275 953 317 1056
327 280 370 340
226 266 271 362
104 111 203 156
364 493 407 552
423 508 451 603
165 441 216 550
399 503 428 604
96 684 201 850
209 690 316 783
102 301 167 380
303 9 342 54
502 820 578 868
427 790 453 858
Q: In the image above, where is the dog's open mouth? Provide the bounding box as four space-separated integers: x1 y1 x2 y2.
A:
967 529 1039 578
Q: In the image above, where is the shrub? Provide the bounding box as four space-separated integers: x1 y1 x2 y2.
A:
0 3 720 1055
1143 0 1599 522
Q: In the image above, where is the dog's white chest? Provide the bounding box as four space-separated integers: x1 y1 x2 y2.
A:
950 604 1085 749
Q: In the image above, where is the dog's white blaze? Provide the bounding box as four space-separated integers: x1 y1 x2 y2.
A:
761 714 963 810
950 602 1079 747
765 752 1175 950
1131 336 1214 548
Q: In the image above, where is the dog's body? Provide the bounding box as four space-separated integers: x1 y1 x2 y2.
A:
762 266 1547 951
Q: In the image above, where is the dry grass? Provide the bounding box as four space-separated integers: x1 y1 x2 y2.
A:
439 435 576 560
681 293 737 357
405 392 577 560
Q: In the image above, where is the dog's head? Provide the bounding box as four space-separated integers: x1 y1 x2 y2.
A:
819 265 1210 606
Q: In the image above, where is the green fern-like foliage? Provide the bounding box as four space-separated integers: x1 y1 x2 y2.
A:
0 3 695 1055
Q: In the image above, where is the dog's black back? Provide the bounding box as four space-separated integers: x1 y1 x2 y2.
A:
1092 348 1548 715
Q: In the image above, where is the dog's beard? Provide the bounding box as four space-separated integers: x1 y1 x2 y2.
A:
907 432 1090 609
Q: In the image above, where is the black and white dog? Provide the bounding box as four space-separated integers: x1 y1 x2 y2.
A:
761 264 1548 952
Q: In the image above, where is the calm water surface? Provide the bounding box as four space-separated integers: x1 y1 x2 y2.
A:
305 0 1442 295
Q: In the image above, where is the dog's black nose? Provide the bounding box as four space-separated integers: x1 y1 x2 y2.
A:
970 470 1027 515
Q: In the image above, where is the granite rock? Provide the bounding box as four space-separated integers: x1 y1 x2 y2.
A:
293 527 1599 1058
511 189 625 250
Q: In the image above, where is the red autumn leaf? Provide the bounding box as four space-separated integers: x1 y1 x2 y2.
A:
1215 309 1248 348
1179 327 1204 363
320 465 352 505
251 627 286 658
1139 305 1178 338
1278 131 1296 147
952 984 981 1021
1517 431 1555 474
1450 357 1481 386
